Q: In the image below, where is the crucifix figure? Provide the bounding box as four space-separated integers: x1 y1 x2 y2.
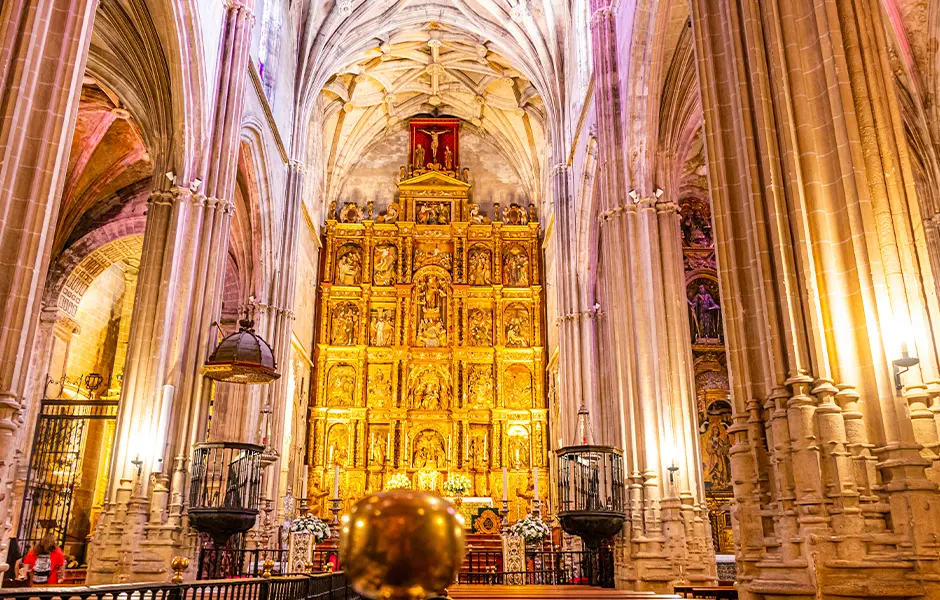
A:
418 127 448 163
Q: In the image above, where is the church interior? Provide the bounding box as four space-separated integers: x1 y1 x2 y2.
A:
2 1 940 599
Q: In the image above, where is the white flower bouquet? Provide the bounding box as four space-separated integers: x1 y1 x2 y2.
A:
290 515 331 542
386 472 412 490
508 514 551 544
442 473 472 496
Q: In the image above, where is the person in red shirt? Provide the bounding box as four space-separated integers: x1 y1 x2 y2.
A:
22 534 65 586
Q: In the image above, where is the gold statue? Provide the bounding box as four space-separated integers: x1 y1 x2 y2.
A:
444 145 453 170
503 250 529 286
331 304 358 345
412 430 446 468
370 308 395 347
373 245 397 286
367 366 392 407
336 250 362 285
468 308 491 346
414 144 426 169
505 310 528 347
327 366 355 407
468 203 490 225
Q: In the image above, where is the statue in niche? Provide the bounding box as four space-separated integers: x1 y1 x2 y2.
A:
340 202 363 223
370 307 395 347
331 303 358 346
327 426 349 466
414 144 426 169
412 430 446 469
437 204 450 225
469 432 488 469
373 245 397 285
418 317 447 347
371 434 388 467
681 208 712 247
469 366 493 408
377 203 400 224
367 366 392 407
418 275 446 315
412 370 449 410
468 308 492 346
508 430 530 469
503 250 529 287
444 145 453 170
417 203 449 225
468 250 491 285
327 365 355 407
504 308 529 347
468 204 490 225
504 366 532 409
688 282 722 342
336 249 362 285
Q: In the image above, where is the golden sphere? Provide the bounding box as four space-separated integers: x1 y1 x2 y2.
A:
340 490 466 600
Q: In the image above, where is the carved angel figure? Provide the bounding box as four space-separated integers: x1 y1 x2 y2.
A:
468 203 490 225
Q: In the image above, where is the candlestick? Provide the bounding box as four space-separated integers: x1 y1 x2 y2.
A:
500 499 510 533
333 463 340 497
502 467 509 502
533 468 539 501
328 498 342 537
302 465 309 499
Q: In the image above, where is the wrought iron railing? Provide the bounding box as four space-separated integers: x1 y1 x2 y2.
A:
189 442 264 512
196 548 342 580
17 399 119 563
457 549 615 588
556 445 626 515
0 573 358 600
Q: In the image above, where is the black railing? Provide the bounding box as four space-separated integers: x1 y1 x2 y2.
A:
556 446 626 515
0 573 358 600
458 549 615 588
189 443 264 512
197 548 341 580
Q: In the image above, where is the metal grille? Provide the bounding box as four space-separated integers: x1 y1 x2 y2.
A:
17 397 118 553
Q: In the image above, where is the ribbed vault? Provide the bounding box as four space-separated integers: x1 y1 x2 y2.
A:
318 22 547 206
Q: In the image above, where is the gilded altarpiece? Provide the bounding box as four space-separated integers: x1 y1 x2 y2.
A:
307 121 548 522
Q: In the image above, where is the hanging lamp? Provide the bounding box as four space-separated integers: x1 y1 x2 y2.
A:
202 317 280 384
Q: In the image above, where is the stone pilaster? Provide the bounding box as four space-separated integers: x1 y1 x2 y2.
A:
86 0 257 584
0 0 97 574
588 0 715 589
690 0 940 596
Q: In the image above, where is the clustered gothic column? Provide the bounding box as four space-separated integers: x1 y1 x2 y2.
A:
0 0 98 575
86 0 258 583
690 0 940 597
586 0 715 589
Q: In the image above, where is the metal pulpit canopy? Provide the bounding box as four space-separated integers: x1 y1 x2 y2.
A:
203 318 280 384
555 445 627 547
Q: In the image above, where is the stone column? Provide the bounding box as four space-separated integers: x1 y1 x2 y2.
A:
690 0 940 596
86 0 257 583
588 1 714 588
0 0 97 571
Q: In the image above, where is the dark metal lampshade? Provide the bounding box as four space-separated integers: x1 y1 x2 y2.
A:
202 318 280 384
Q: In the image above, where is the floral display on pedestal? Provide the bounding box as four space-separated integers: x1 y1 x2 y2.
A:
386 472 412 490
443 473 472 504
509 513 551 545
288 515 331 573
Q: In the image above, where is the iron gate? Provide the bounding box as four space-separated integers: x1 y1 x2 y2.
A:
17 376 118 557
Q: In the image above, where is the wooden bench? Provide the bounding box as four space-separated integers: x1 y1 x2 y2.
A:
672 585 737 600
448 584 681 599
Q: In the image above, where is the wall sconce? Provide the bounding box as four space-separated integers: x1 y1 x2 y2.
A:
667 461 679 485
893 344 920 390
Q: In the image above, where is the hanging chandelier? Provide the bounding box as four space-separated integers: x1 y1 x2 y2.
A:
202 317 280 384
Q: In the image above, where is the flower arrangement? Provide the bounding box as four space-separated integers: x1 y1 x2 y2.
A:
508 514 551 544
442 473 472 497
386 472 412 490
290 515 331 542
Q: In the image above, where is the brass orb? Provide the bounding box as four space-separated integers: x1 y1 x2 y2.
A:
340 490 466 600
170 556 189 584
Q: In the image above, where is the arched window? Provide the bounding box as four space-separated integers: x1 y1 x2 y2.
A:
258 0 281 99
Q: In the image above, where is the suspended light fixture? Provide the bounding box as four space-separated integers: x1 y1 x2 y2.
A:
202 317 280 384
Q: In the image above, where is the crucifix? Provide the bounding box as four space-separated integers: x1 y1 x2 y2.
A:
418 127 448 163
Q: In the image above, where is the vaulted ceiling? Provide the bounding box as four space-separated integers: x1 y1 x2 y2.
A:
299 1 566 210
317 22 547 204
